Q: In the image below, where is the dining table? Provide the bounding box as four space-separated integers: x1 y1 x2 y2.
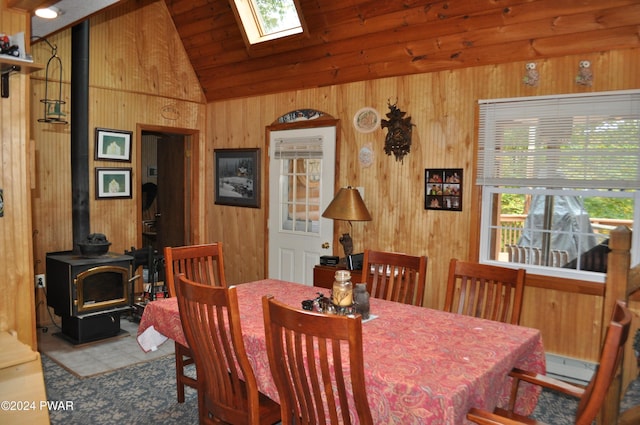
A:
137 279 545 425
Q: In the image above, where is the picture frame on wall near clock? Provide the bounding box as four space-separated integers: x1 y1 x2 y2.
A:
425 168 462 211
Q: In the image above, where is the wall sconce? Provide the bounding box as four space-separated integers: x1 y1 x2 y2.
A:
37 38 67 124
321 186 372 257
575 60 593 86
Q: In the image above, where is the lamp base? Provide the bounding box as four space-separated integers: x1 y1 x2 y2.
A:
339 233 354 257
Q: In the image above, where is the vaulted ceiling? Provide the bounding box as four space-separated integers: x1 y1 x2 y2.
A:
164 0 640 102
9 0 640 102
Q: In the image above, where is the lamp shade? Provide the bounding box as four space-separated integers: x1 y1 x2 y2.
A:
322 187 372 222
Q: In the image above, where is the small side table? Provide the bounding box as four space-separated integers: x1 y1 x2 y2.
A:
313 265 365 290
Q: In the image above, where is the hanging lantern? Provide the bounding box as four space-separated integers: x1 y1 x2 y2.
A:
37 39 67 124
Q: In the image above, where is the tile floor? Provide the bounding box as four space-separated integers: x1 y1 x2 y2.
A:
37 315 174 377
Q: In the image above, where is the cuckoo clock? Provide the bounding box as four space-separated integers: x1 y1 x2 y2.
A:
381 100 414 163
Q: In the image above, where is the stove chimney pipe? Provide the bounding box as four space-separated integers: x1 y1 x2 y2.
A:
71 21 90 254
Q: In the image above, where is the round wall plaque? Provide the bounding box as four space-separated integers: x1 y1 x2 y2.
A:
353 107 380 133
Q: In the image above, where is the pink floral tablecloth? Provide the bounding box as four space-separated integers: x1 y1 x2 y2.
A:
138 279 545 424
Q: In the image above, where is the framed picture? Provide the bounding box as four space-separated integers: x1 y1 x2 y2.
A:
95 128 132 162
96 168 132 199
215 148 260 208
425 168 462 211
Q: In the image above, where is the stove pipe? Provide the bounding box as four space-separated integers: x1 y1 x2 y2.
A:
71 21 90 254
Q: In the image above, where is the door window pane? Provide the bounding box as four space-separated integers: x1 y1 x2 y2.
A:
280 158 321 233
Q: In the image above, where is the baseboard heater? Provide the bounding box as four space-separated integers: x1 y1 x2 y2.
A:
545 353 597 385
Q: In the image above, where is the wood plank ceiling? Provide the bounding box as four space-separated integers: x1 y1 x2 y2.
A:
11 0 640 102
165 0 640 102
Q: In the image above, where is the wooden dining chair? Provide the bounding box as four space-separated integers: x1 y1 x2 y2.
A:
177 274 281 425
262 295 373 425
466 300 632 425
164 243 227 406
443 259 526 325
361 249 427 306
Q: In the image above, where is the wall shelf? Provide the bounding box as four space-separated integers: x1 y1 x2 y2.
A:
1 55 43 98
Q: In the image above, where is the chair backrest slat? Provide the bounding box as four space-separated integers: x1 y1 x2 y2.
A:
177 274 263 424
361 249 428 307
164 243 227 297
444 259 526 325
262 295 373 425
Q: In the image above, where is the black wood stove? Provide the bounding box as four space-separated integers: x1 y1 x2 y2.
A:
46 251 133 344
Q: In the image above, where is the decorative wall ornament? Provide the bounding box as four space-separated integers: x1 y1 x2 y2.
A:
576 60 593 86
353 107 380 133
381 100 414 163
161 104 180 120
358 143 374 168
523 62 539 87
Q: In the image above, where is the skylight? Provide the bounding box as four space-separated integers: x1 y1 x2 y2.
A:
230 0 304 46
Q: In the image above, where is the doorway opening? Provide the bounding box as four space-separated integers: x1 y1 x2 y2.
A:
139 126 196 253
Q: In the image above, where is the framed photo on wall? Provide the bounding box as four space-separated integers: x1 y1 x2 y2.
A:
214 148 260 208
95 128 132 162
96 168 132 199
425 168 462 211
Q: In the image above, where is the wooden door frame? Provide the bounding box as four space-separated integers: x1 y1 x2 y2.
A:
264 115 340 278
136 124 201 248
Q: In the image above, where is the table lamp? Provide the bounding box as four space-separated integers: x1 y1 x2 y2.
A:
322 186 372 257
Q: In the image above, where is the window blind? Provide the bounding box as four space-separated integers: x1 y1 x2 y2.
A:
477 90 640 189
273 136 323 159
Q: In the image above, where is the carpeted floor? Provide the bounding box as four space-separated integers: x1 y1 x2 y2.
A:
42 354 199 424
42 351 640 425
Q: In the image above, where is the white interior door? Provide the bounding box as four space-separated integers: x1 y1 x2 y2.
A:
268 126 336 285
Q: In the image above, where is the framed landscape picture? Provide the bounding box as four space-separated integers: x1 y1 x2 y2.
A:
95 128 132 162
214 148 260 208
96 168 132 199
425 168 462 211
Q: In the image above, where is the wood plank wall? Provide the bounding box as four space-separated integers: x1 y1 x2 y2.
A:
0 5 37 349
6 0 638 363
206 49 640 362
28 0 207 336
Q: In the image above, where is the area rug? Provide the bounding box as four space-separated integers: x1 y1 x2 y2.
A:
42 353 200 425
37 317 174 378
40 345 640 425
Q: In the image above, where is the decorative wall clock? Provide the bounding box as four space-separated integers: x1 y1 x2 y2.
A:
381 101 414 163
353 107 380 133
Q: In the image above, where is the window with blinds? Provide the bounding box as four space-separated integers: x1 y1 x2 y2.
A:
477 90 639 280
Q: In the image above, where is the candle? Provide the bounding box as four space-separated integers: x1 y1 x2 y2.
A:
332 270 353 307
